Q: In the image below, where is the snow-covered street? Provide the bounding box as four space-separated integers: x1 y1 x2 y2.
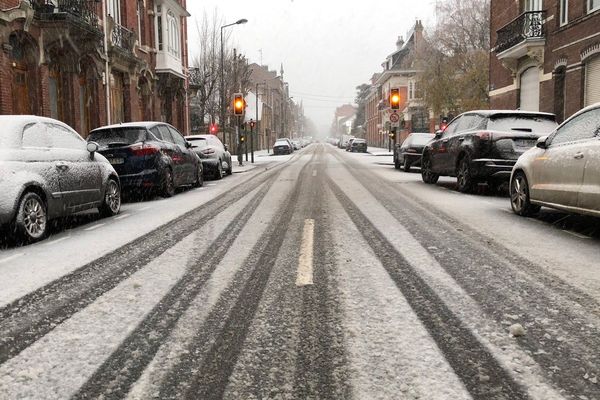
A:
0 143 599 399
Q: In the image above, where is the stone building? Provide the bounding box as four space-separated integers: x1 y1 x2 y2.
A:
0 0 192 137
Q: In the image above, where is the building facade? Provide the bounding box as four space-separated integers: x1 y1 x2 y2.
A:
363 21 434 148
0 0 192 137
490 0 600 122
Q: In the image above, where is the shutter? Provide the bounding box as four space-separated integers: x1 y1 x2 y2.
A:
520 67 540 112
585 56 600 107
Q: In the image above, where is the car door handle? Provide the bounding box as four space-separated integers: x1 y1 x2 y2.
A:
574 152 584 159
56 163 69 171
458 137 465 141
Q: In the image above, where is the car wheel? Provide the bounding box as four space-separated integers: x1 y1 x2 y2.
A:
403 159 411 172
456 156 475 193
421 153 439 184
215 160 223 180
99 178 121 217
15 192 48 242
193 164 204 188
161 168 175 198
510 172 540 216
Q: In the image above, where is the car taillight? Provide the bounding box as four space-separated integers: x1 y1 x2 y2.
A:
201 148 215 155
476 131 493 141
131 143 160 156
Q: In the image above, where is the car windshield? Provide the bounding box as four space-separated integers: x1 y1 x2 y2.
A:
410 134 434 145
3 2 600 399
486 116 558 134
187 137 208 148
88 128 147 146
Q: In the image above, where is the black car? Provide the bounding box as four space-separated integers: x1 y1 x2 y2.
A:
0 116 121 242
350 138 367 153
421 111 557 192
186 134 233 179
394 133 434 172
88 122 203 197
273 139 293 155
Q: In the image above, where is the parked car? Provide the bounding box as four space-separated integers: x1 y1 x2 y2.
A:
421 110 558 192
345 138 356 151
273 138 293 155
394 133 434 171
291 140 301 150
87 122 202 198
0 116 121 242
510 103 600 217
186 134 232 180
350 138 368 153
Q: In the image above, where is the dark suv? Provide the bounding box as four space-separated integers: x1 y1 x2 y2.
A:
421 111 557 192
88 122 203 197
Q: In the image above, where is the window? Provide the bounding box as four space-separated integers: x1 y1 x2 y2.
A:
408 81 415 100
156 5 163 51
560 0 568 25
168 126 186 146
167 10 180 57
443 117 461 137
589 0 600 13
47 124 86 150
22 123 51 148
107 0 121 25
549 108 600 146
585 56 600 106
137 0 144 45
524 0 542 11
158 125 175 142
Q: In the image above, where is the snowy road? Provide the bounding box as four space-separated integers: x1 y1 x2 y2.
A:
0 144 599 399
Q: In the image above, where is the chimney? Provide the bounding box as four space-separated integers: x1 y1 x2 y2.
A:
414 20 424 51
396 35 404 50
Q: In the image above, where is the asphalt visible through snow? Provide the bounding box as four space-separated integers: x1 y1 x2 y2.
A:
0 144 599 400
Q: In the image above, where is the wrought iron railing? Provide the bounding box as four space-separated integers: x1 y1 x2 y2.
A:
495 11 546 53
111 23 135 52
34 0 99 29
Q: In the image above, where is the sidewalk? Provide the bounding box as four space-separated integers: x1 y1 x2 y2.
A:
368 146 394 156
231 148 293 173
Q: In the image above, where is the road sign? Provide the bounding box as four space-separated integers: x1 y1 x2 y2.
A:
389 112 400 123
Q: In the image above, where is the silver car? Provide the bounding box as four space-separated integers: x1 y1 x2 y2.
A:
510 104 600 217
0 116 121 242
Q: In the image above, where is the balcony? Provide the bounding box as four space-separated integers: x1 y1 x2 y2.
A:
34 0 100 32
495 11 546 61
110 23 135 53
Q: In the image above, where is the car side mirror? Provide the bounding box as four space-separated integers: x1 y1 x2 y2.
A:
185 141 192 149
223 144 228 152
87 141 99 154
434 130 444 139
536 136 548 149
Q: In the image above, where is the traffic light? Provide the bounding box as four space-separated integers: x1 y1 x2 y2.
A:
240 134 246 143
233 93 245 116
209 123 218 134
390 88 400 110
249 119 256 129
388 132 395 140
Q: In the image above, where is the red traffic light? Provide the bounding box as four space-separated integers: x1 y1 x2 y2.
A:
249 120 256 129
209 123 218 134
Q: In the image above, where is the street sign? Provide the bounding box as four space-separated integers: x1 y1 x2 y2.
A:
389 112 400 123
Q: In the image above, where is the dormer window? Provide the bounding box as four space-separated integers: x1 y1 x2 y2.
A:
167 10 180 58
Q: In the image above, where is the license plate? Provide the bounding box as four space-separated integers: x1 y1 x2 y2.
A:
514 139 535 148
108 158 125 165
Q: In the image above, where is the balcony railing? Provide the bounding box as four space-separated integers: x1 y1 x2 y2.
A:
34 0 99 29
111 23 135 52
495 11 546 53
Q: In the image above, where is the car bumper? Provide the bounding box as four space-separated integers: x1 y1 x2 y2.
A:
402 153 423 165
118 169 161 190
200 158 220 173
273 148 291 155
471 158 517 179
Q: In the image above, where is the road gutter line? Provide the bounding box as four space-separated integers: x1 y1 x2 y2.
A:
114 214 131 221
296 219 315 287
84 223 106 232
0 253 25 265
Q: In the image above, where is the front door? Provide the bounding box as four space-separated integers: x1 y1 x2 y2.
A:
12 67 31 115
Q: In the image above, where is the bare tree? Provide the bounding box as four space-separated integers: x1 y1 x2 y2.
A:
419 0 490 117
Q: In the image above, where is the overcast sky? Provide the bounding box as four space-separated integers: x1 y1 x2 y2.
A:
187 1 437 133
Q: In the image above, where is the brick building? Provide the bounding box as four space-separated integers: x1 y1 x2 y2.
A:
0 0 192 137
490 0 600 122
364 20 434 148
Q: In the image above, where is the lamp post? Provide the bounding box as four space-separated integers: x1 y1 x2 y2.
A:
220 18 247 146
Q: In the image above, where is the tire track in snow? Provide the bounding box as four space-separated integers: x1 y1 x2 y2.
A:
0 166 282 366
332 148 600 399
71 176 277 400
156 150 317 400
326 175 530 400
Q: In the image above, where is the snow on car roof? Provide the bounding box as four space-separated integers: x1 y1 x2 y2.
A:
465 110 556 119
90 121 166 132
0 115 74 148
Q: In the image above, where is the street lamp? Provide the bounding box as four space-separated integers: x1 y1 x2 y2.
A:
220 18 248 146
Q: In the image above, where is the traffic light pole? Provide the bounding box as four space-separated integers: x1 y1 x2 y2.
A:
236 116 243 167
250 122 255 163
